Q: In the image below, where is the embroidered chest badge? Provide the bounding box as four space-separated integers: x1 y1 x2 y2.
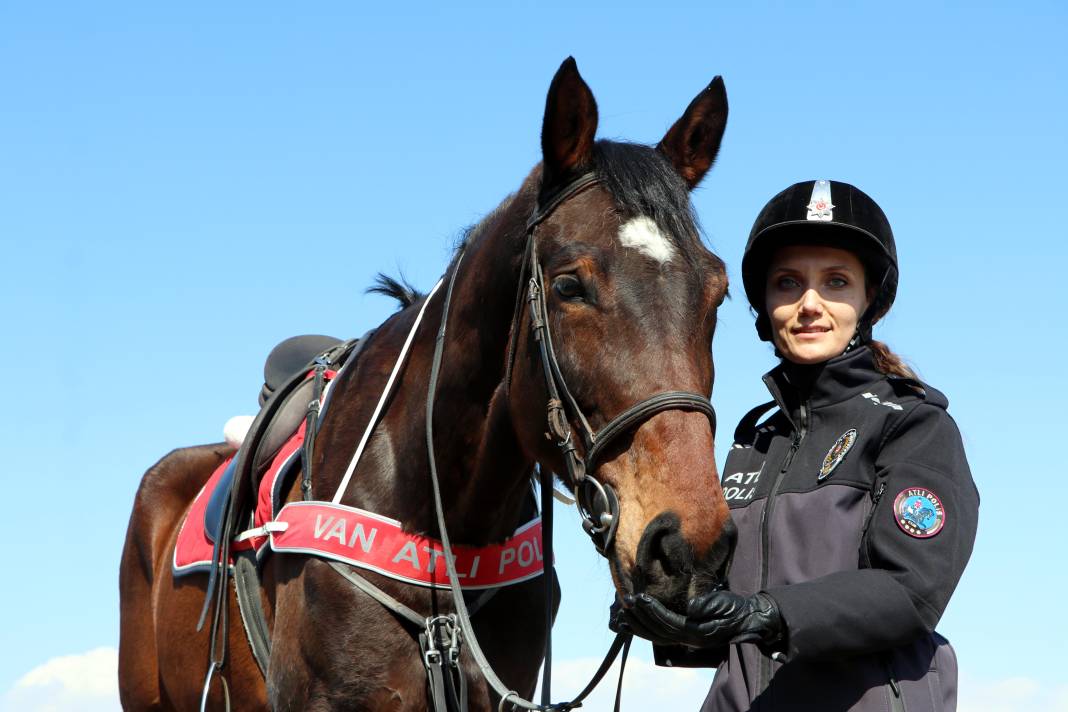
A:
893 488 946 538
818 428 857 481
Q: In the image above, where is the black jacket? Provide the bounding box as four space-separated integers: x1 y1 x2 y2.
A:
656 347 979 711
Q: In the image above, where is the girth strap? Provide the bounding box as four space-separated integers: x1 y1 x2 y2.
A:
232 552 271 676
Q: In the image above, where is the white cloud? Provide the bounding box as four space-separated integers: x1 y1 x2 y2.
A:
959 673 1068 712
537 654 714 711
2 647 120 712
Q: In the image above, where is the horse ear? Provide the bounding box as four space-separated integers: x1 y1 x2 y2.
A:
541 57 599 188
657 76 728 190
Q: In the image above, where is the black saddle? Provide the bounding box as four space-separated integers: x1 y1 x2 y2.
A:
254 335 345 473
260 335 345 405
204 334 359 546
198 332 369 654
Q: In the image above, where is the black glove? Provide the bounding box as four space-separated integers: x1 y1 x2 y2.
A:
619 590 784 650
610 596 682 646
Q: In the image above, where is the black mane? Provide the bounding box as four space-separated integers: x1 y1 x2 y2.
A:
366 273 424 310
377 143 714 307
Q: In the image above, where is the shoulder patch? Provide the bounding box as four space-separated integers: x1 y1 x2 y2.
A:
893 488 945 538
818 429 857 481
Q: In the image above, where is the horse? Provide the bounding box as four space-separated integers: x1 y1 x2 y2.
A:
119 57 734 711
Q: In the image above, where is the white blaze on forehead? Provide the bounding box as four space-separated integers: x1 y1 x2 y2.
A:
619 216 676 263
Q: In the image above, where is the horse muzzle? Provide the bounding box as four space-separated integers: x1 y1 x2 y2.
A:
628 511 736 612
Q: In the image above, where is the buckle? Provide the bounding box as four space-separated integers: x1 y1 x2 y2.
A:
577 478 620 555
424 614 462 668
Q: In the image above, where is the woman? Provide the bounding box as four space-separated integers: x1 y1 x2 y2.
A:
617 180 979 711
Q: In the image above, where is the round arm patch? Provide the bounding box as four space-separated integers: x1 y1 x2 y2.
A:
893 487 946 538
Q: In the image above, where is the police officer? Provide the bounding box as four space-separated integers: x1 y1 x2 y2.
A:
616 180 980 711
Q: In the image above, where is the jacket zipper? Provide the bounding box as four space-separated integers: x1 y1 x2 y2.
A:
862 482 887 534
860 482 887 567
885 659 906 712
756 400 807 699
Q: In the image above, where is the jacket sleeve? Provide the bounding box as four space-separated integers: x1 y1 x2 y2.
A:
764 402 979 662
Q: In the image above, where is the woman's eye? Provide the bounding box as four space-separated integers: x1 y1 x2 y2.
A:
828 277 848 288
552 274 585 301
776 276 800 289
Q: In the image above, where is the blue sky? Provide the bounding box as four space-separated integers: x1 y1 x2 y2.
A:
2 2 1066 709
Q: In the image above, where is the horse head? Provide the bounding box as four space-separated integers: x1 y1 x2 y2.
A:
507 58 734 611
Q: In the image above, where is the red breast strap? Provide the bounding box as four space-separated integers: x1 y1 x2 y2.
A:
269 502 546 590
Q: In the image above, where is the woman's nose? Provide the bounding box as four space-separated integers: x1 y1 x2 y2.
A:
799 289 823 315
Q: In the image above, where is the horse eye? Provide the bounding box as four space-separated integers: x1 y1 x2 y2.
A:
552 274 585 301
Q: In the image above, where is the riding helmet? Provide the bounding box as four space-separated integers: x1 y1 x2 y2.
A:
741 179 898 342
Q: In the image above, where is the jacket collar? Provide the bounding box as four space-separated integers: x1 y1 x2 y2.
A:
762 346 884 415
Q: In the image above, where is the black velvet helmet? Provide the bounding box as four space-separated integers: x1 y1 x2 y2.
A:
741 179 898 342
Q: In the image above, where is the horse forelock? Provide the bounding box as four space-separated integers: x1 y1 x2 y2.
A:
591 140 715 272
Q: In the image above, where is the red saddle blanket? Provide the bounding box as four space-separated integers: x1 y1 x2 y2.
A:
173 420 307 576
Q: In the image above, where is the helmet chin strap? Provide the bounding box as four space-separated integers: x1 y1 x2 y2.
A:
848 265 893 353
844 323 871 354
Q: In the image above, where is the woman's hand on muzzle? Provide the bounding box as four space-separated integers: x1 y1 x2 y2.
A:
611 590 784 650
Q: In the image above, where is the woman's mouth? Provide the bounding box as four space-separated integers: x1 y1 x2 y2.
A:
793 325 830 339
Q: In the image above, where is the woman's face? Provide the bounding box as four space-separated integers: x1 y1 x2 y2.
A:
765 245 870 365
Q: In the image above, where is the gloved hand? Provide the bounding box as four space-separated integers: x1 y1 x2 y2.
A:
616 590 784 650
610 596 680 646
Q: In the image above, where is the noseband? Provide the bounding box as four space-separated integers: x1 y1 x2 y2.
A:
515 172 718 554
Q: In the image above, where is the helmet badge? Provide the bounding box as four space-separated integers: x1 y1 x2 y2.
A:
806 179 835 222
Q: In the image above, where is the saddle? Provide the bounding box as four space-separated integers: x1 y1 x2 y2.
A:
192 334 367 627
200 334 353 545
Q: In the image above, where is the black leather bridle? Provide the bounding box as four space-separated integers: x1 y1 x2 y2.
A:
515 172 718 555
425 172 719 711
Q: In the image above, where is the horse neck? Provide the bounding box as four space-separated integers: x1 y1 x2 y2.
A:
337 185 539 544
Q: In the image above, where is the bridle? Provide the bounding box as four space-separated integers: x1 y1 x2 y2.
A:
512 172 717 555
426 171 718 710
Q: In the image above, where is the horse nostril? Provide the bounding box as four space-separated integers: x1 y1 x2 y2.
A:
693 517 737 593
636 512 694 584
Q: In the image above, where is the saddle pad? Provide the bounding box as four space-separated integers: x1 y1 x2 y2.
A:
172 421 307 576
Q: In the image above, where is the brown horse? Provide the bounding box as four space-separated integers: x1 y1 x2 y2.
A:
119 57 733 711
